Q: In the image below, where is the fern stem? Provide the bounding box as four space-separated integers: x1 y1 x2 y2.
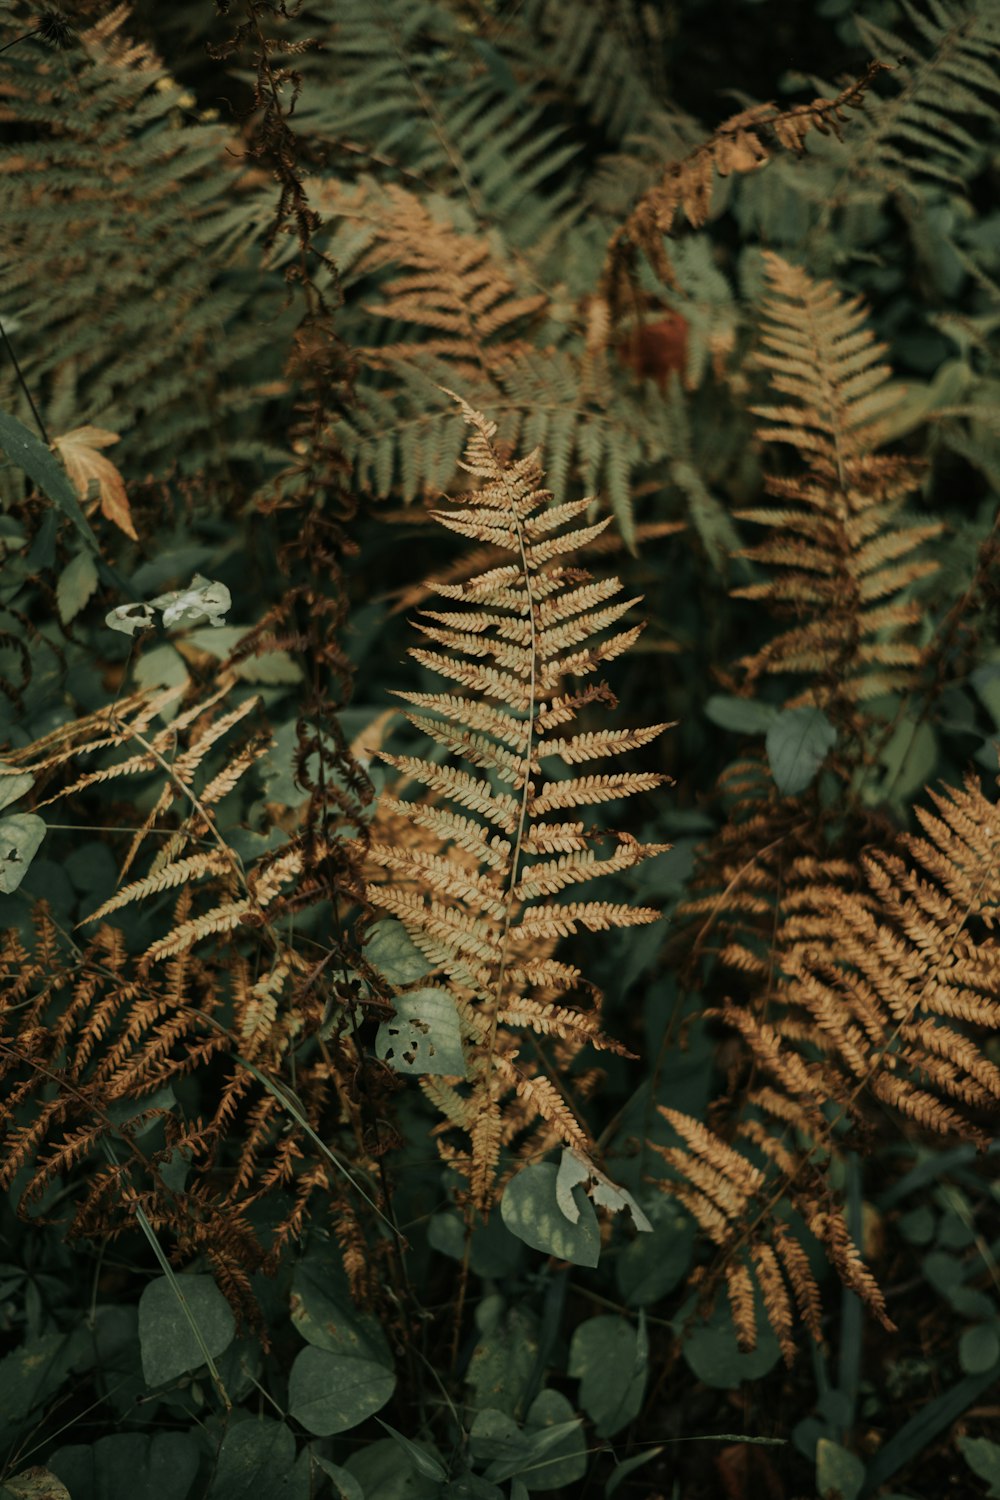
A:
476 423 540 1183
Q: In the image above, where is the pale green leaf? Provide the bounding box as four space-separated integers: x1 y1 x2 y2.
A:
56 550 99 625
501 1165 600 1267
766 707 837 795
0 814 45 894
137 1274 235 1387
375 987 466 1077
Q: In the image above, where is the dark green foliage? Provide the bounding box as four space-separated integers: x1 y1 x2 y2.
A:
1 2 999 1498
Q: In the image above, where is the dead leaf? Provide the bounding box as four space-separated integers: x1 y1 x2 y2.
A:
52 426 137 540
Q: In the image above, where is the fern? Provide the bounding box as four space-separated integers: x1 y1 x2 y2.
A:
732 252 943 725
847 0 1000 191
0 6 285 480
367 396 671 1209
596 62 890 332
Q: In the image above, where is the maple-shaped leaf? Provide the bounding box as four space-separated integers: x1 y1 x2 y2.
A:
52 426 137 540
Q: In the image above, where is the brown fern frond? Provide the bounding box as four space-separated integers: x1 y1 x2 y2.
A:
731 253 942 725
318 179 547 380
368 396 670 1210
597 62 890 334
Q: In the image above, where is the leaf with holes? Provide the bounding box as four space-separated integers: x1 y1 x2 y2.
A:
375 987 466 1076
0 814 45 895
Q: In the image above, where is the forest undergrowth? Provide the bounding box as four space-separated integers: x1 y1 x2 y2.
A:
0 2 999 1498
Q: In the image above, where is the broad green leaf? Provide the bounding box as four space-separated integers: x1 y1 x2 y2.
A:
501 1164 600 1267
56 549 99 625
207 1418 306 1500
290 1260 392 1364
960 1325 1000 1375
427 1211 522 1278
465 1299 538 1418
365 919 429 986
816 1438 865 1500
568 1315 647 1437
134 644 190 696
704 695 779 734
287 1346 395 1436
958 1435 1000 1498
0 813 45 894
468 1409 523 1469
0 1333 85 1443
678 1294 781 1388
0 409 100 550
185 626 302 684
516 1391 586 1492
616 1207 694 1305
0 766 33 812
0 1468 70 1500
376 987 466 1077
48 1433 200 1500
137 1274 236 1387
877 717 937 801
766 706 837 795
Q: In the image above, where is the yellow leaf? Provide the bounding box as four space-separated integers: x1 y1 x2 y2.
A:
52 426 137 540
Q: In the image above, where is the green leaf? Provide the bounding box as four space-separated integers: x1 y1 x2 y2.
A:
287 1346 395 1436
518 1391 586 1492
616 1208 694 1305
0 1333 86 1445
311 1458 365 1500
427 1211 522 1279
185 626 302 684
816 1439 865 1500
344 1438 443 1499
704 695 779 734
207 1419 306 1500
555 1149 652 1233
134 643 190 701
290 1260 392 1365
898 1206 935 1245
137 1274 236 1387
375 987 466 1077
766 707 837 795
960 1325 1000 1375
678 1295 781 1389
958 1436 1000 1498
376 1421 448 1481
465 1299 539 1418
0 813 46 894
877 717 937 801
500 1165 600 1267
56 550 99 625
48 1434 200 1500
0 766 33 812
0 409 100 551
105 602 156 637
365 919 430 986
151 574 231 629
0 1468 71 1500
568 1315 647 1437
